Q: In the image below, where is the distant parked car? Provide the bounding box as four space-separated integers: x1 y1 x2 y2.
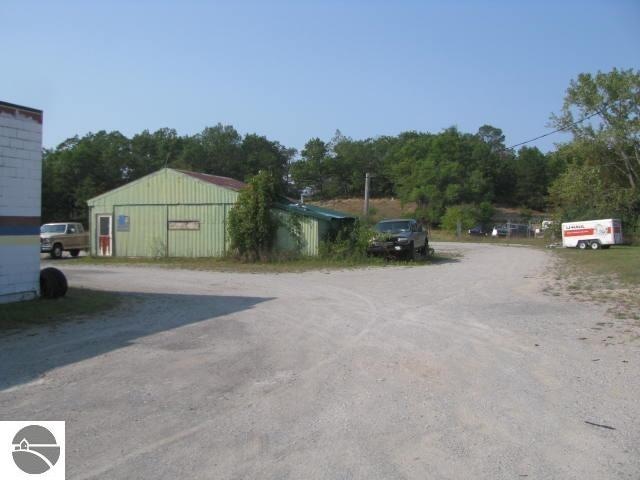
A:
468 225 487 236
367 219 429 260
41 222 90 258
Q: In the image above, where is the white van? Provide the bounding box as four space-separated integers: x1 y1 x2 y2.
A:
561 219 623 250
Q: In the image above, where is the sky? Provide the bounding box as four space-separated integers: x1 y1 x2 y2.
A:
2 1 639 154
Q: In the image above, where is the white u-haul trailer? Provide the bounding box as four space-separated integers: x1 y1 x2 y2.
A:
561 218 623 250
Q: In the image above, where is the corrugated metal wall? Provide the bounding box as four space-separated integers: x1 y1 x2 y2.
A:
274 211 321 256
102 204 231 258
167 205 227 257
87 169 238 257
114 206 167 257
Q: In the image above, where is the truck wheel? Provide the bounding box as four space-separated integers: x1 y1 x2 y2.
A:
590 241 600 250
50 243 63 259
70 249 80 257
578 241 587 250
406 242 415 261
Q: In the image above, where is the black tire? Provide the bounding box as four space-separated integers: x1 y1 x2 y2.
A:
70 249 80 257
578 241 587 250
40 267 68 299
590 241 600 250
407 242 416 261
50 243 63 259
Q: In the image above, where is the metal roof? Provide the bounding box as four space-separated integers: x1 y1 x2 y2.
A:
275 202 355 222
377 218 414 222
175 169 246 191
87 168 245 204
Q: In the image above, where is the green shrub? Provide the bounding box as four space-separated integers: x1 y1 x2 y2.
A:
227 171 280 260
319 221 373 260
441 205 478 232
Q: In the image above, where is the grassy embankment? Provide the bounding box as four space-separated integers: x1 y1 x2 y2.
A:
0 288 120 332
547 246 640 321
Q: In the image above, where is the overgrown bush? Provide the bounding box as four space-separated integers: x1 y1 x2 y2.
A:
227 171 280 260
319 221 373 260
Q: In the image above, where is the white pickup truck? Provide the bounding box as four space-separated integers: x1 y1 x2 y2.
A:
40 222 90 258
561 218 623 250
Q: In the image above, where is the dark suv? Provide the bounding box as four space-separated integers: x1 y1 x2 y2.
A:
367 219 429 259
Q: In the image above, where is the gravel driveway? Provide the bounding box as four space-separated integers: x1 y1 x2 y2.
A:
1 243 638 479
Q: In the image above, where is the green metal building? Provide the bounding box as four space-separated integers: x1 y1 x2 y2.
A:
86 168 353 257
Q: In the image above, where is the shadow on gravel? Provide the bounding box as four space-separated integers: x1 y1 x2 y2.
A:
0 292 273 390
425 255 460 265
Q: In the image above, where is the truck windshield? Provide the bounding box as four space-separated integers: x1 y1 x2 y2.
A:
375 221 411 233
41 224 66 233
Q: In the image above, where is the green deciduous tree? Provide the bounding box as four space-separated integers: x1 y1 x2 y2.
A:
549 163 638 226
441 205 475 232
513 146 549 210
549 68 640 237
440 202 494 232
551 68 640 189
227 171 280 260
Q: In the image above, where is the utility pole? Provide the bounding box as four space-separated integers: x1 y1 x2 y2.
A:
363 172 370 216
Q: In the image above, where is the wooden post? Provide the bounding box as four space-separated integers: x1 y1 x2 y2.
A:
363 172 370 216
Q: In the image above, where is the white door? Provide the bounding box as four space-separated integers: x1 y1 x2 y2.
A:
97 215 112 256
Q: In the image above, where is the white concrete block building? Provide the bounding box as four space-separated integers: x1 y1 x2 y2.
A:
0 101 43 303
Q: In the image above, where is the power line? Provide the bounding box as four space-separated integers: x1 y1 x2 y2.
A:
506 109 604 150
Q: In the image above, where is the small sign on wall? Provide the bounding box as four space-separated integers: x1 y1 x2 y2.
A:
116 215 130 232
168 220 200 231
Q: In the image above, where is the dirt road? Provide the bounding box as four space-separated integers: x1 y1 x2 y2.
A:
1 243 638 479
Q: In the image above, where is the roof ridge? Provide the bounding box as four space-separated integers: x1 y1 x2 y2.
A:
174 168 246 191
174 169 236 180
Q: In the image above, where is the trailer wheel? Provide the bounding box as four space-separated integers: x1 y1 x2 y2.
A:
590 241 600 250
578 241 587 250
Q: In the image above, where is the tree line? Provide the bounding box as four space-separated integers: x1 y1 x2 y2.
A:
42 125 295 222
291 126 565 220
42 68 639 235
